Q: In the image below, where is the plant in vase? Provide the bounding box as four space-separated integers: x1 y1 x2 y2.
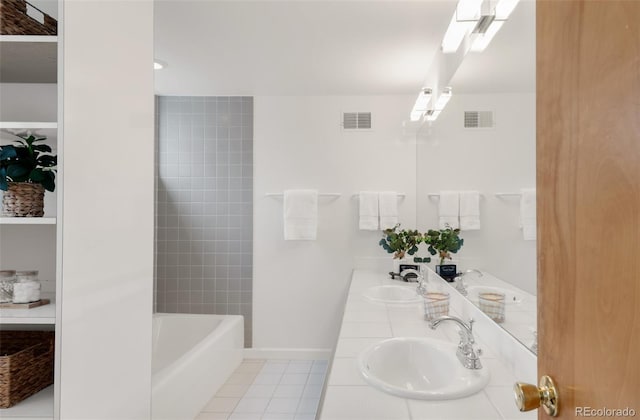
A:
424 226 464 281
378 224 430 277
0 133 57 217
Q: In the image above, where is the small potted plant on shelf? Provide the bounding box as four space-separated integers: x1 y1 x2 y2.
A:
424 226 464 282
0 133 57 217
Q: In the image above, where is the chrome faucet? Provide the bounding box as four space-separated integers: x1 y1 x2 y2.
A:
429 316 483 370
453 269 483 296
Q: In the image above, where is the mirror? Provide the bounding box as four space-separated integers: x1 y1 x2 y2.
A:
415 1 537 353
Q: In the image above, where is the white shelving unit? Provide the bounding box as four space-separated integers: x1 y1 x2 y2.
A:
1 7 60 419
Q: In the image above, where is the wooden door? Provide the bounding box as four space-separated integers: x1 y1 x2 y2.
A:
537 0 640 418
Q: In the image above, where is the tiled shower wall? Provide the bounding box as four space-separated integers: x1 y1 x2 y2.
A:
155 96 253 346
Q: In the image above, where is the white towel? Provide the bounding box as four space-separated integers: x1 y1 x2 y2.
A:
459 190 481 230
283 189 318 240
378 191 398 230
359 191 379 230
439 191 460 229
520 188 536 240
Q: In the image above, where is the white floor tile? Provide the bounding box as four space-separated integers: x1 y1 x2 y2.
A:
293 414 315 420
244 384 277 398
262 361 289 374
229 413 261 420
279 373 308 385
285 361 312 374
265 398 300 414
236 361 266 373
203 397 240 413
334 337 383 358
261 413 295 420
295 398 320 414
306 373 325 385
408 392 501 419
234 397 271 414
484 387 537 420
216 384 251 398
310 360 328 373
196 412 231 420
302 384 322 399
273 384 304 398
321 386 408 419
253 372 284 385
227 372 260 385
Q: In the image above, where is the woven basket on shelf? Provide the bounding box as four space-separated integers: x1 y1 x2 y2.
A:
0 331 54 408
2 182 45 217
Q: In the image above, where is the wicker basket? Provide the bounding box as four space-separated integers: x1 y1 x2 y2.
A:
2 182 45 217
0 0 57 35
0 331 54 408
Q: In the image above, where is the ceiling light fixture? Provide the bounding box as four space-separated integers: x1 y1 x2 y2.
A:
441 0 520 54
410 88 433 122
425 87 452 122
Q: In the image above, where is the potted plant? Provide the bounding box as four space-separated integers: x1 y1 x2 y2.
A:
0 133 57 217
379 224 431 276
424 226 464 282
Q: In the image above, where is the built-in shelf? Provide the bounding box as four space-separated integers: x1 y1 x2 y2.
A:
0 38 57 83
0 385 53 420
0 217 56 225
0 35 57 43
0 122 57 130
0 297 55 325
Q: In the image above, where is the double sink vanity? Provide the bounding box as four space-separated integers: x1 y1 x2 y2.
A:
319 267 537 420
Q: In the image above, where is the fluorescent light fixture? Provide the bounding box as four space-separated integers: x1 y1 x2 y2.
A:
441 0 483 53
425 88 452 122
470 19 504 52
154 61 165 70
410 88 433 122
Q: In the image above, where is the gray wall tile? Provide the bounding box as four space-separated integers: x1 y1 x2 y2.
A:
155 96 253 346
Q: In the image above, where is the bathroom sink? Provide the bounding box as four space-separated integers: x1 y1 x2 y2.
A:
357 337 490 400
362 285 421 304
466 286 524 304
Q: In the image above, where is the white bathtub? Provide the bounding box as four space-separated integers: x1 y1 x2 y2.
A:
152 313 244 420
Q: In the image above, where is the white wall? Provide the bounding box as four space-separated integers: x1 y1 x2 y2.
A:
416 93 536 294
253 95 417 349
60 1 154 418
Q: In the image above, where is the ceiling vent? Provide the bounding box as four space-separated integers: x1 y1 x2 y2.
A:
464 111 494 129
342 112 372 130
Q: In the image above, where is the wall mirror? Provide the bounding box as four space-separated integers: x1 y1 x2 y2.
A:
415 0 537 354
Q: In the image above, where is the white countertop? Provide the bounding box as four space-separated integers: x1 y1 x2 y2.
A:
319 269 536 420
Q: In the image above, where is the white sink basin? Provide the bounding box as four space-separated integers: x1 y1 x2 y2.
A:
358 337 490 400
466 285 524 304
362 285 421 304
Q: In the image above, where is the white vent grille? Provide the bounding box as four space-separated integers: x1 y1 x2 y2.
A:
343 112 372 130
464 111 494 128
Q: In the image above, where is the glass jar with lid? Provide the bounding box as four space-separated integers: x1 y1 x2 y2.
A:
13 270 41 303
0 270 17 303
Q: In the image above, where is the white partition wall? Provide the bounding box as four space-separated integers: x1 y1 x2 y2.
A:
61 1 154 418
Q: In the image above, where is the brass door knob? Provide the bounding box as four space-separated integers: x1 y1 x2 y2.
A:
514 375 558 417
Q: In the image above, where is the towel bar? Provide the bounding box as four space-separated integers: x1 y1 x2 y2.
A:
265 192 342 197
352 193 406 198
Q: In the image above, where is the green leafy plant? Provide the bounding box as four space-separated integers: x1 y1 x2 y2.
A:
0 133 57 192
379 224 427 260
424 226 464 265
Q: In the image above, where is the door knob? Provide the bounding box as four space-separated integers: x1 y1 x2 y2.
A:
514 375 558 416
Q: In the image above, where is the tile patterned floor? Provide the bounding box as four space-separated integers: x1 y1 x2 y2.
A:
196 359 328 420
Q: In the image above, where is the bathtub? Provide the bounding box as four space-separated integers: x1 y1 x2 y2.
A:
152 313 244 420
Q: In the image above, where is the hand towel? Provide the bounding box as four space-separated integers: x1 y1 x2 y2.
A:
283 189 318 240
378 191 398 230
439 191 460 229
459 190 481 230
520 188 536 240
359 191 379 230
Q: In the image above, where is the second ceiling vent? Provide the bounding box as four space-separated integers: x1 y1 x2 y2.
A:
342 112 372 130
464 111 494 129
